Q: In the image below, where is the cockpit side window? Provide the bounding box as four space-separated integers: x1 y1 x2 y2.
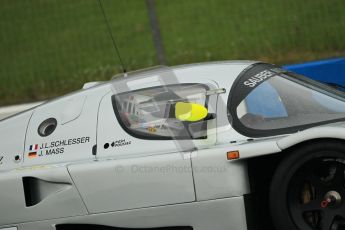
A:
228 63 345 137
112 84 210 140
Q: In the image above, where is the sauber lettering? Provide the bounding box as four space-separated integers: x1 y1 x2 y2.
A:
244 70 275 88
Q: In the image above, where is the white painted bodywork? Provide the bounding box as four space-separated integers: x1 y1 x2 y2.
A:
0 61 344 230
0 102 41 121
68 152 195 213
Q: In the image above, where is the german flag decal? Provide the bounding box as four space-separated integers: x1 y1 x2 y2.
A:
28 152 37 159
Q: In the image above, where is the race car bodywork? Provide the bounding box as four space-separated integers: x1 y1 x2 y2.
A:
0 61 345 230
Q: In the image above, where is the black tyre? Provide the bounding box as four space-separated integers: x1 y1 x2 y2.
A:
270 141 345 230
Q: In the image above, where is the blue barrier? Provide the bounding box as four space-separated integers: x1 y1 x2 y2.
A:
283 57 345 85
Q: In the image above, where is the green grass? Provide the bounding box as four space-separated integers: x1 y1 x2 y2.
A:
0 0 345 105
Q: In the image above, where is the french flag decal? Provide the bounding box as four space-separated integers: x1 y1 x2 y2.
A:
29 144 39 151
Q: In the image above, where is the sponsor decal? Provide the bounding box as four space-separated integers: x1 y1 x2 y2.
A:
28 136 90 158
104 139 132 149
112 139 131 147
243 70 275 88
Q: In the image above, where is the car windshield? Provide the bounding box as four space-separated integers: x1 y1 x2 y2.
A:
229 63 345 137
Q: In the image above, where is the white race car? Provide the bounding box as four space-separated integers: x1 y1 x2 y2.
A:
1 61 345 230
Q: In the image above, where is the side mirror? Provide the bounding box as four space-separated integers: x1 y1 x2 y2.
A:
175 102 209 122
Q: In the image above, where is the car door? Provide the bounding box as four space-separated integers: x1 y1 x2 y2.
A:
0 97 89 226
68 73 219 214
0 88 108 226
